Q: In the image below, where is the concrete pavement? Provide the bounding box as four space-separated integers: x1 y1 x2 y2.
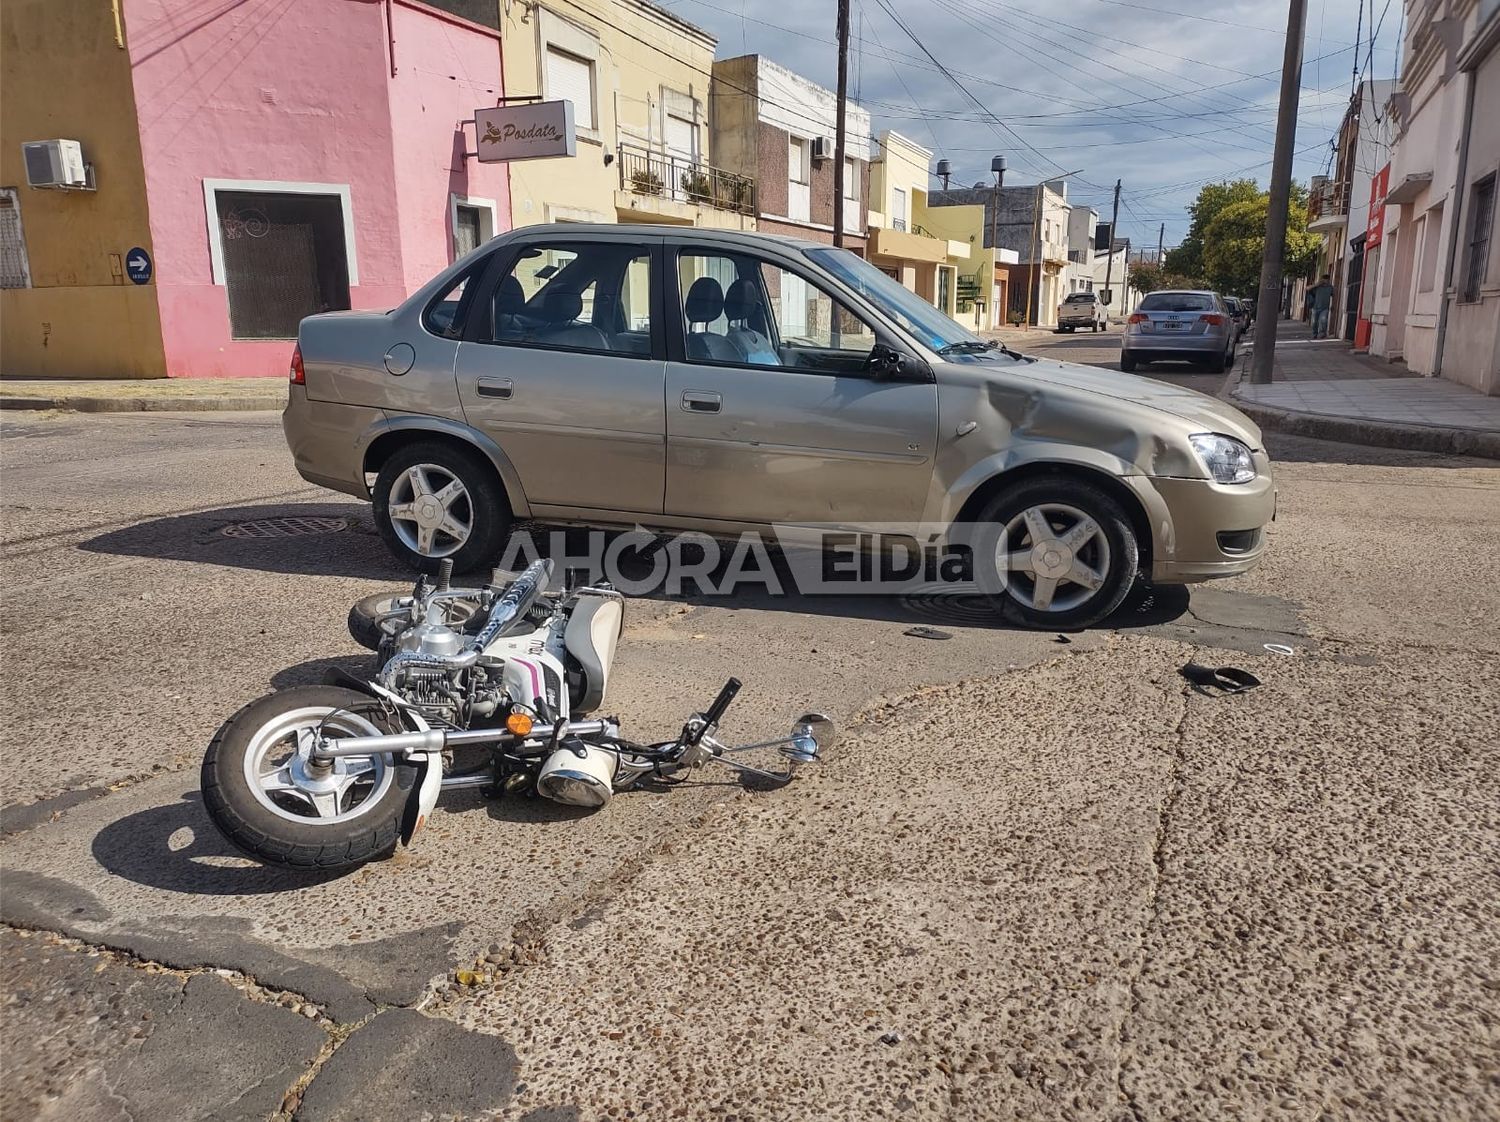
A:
1228 335 1500 459
0 377 287 413
2 410 1498 1120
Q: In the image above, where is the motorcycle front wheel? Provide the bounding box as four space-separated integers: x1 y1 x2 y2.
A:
202 686 419 871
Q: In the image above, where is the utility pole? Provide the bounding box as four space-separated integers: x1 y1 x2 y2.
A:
832 0 851 248
1251 0 1309 384
1157 222 1164 262
1102 178 1121 309
1024 184 1041 327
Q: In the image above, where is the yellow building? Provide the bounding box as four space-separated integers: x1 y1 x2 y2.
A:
1 0 165 378
501 0 755 231
865 131 970 321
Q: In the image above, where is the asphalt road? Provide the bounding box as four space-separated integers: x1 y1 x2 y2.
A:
2 403 1497 1121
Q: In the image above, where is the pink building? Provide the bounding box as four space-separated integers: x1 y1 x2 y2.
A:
3 0 510 379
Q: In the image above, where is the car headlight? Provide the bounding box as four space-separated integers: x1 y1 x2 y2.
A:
1189 433 1256 484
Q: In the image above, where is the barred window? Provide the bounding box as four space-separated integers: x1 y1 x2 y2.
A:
214 190 350 340
1462 174 1496 303
0 189 30 288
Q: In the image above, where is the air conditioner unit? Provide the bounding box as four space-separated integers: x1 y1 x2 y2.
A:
811 136 833 162
22 140 88 189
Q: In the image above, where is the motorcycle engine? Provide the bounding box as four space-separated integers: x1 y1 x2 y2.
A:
396 616 464 659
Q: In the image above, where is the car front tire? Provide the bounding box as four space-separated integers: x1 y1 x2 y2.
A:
973 477 1140 630
373 441 511 574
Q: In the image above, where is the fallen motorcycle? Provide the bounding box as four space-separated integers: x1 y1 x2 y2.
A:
201 558 834 870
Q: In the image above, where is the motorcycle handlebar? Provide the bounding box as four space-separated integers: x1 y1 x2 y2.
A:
702 677 741 728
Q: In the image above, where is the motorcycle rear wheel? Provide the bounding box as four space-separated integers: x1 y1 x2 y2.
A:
347 592 480 653
202 686 419 871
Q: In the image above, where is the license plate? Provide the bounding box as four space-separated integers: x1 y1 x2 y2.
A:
1160 320 1187 331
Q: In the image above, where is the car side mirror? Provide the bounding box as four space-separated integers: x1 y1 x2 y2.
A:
867 342 928 381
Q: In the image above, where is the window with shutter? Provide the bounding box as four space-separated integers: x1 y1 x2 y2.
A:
0 189 29 289
545 47 595 130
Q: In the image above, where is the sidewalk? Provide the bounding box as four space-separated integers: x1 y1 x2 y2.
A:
0 377 286 413
1229 321 1500 460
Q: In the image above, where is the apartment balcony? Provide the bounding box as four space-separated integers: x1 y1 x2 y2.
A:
869 223 950 264
1040 240 1069 268
1308 179 1350 232
616 142 755 225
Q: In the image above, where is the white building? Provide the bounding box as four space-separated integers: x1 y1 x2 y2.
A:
1368 0 1499 393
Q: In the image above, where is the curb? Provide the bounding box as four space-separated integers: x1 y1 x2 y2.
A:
1 394 284 414
1223 355 1500 461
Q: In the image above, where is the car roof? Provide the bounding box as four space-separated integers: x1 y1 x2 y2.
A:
498 222 828 252
1145 289 1218 297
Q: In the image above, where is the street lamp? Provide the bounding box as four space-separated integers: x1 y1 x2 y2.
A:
989 156 1006 329
1024 167 1084 329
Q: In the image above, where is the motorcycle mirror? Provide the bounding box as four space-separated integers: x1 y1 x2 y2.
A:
782 712 836 766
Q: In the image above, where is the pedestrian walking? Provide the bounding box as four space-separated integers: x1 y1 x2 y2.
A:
1309 273 1335 339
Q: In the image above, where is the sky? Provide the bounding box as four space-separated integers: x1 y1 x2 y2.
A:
652 0 1402 248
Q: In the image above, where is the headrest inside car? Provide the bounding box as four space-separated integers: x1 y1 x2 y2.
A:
542 289 584 323
684 276 725 324
724 278 761 323
494 276 524 316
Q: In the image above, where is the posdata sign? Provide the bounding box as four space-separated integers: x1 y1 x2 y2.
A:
474 101 576 162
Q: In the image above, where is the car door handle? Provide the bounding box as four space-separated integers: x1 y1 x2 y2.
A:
681 391 721 414
477 377 513 400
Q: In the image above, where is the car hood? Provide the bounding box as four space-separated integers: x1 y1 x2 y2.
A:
1004 355 1264 448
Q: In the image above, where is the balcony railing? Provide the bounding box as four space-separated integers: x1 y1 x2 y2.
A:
1309 179 1351 223
618 143 755 216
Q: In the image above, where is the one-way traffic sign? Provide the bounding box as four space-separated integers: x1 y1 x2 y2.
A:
125 247 152 285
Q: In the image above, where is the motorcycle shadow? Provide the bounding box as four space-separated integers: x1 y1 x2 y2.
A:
90 792 356 895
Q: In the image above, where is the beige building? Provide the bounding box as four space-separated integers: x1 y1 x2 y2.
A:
1368 0 1499 392
865 131 970 320
500 0 754 231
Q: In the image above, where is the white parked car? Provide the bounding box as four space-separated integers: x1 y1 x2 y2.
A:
1057 292 1107 333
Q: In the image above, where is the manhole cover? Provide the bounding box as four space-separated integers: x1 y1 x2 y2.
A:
222 516 349 539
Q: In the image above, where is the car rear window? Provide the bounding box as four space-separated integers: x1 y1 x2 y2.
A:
1064 293 1095 303
1139 293 1215 312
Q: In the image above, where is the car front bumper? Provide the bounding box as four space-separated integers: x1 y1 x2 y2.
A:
1135 457 1277 583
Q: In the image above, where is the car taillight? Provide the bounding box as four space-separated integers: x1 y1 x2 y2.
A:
1201 313 1225 326
289 344 305 384
1128 313 1147 324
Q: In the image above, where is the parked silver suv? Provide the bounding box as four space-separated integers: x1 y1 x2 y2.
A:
284 225 1275 628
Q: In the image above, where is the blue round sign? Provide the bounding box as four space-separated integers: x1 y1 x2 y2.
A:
125 247 152 285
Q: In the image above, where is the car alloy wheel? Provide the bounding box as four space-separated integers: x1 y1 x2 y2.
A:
387 462 472 559
996 502 1112 613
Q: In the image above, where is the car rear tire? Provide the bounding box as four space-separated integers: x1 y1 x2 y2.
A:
1204 350 1228 374
373 441 511 574
1120 352 1138 372
972 477 1140 630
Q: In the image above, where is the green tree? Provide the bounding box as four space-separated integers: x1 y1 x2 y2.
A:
1163 178 1262 279
1202 191 1320 296
1129 261 1204 294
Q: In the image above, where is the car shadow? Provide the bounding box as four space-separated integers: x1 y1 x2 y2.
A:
78 499 409 580
90 792 354 895
80 502 1194 632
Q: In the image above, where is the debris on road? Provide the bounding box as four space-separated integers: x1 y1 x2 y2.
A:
903 626 952 641
1179 662 1262 695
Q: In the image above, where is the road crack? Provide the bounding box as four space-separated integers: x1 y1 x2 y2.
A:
1112 661 1195 1122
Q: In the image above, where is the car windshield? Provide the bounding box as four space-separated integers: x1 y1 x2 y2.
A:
806 247 981 353
1139 292 1215 312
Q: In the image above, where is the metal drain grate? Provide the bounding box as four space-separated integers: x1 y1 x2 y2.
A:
222 516 349 539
